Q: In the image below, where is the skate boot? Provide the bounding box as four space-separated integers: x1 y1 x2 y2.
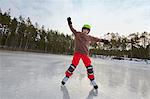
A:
91 80 98 89
61 76 69 85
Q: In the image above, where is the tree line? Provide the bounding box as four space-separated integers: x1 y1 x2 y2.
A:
92 32 150 59
0 9 74 54
0 9 150 59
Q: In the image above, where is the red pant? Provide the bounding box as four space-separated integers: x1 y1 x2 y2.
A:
65 52 94 80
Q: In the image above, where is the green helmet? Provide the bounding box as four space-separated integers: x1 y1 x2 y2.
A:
82 24 91 30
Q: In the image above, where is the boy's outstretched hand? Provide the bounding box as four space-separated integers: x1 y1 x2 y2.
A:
67 17 72 25
102 39 110 45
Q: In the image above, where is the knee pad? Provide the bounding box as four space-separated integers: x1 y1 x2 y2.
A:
67 64 76 73
86 65 94 75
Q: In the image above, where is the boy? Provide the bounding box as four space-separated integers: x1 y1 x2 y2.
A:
61 17 109 89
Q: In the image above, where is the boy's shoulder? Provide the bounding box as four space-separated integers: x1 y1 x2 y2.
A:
74 31 82 35
87 35 93 38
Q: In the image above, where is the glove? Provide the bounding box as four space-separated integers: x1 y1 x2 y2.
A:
102 39 109 45
67 17 72 25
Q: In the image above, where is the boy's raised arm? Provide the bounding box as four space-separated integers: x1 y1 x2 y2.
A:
67 17 77 34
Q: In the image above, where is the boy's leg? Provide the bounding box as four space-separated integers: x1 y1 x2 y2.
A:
81 54 94 80
62 52 81 85
65 52 81 77
81 54 98 89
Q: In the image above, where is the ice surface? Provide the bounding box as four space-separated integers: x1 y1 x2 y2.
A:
0 51 150 99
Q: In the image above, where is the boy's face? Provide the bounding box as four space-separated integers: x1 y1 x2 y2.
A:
82 29 90 34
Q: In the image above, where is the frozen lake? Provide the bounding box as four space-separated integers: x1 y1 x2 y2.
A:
0 51 150 99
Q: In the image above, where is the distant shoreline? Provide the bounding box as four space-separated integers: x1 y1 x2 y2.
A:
0 47 68 54
0 48 71 57
1 49 149 64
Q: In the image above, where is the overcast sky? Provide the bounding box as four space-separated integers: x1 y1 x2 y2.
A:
0 0 150 37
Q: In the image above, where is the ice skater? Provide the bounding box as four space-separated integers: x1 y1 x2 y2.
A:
61 17 109 89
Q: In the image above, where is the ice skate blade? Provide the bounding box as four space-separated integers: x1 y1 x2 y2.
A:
94 85 98 89
61 81 65 85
